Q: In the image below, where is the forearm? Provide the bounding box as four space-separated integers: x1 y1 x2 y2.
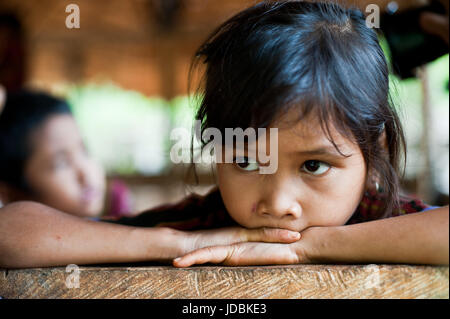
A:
305 207 449 265
0 201 187 268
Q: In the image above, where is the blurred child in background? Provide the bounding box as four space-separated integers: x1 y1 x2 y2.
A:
0 89 132 218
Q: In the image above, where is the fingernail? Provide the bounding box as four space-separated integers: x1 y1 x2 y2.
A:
174 257 181 262
289 232 300 239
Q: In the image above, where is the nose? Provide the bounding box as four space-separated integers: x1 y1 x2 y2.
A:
75 159 91 187
256 189 302 219
77 166 89 186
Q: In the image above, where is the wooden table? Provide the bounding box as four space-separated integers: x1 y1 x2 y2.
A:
0 264 448 299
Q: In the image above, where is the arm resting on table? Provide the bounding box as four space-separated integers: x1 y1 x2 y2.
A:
305 206 449 265
0 201 184 268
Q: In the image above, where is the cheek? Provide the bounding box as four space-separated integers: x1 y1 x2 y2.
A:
86 161 106 189
305 165 367 226
24 169 83 216
216 165 257 227
308 197 361 226
31 170 80 199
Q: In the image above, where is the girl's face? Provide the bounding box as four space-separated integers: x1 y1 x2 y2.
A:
24 114 106 217
216 112 368 232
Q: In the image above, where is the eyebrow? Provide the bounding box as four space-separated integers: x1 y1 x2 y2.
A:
294 145 353 158
228 142 353 158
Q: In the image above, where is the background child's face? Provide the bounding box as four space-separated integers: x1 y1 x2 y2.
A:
24 114 106 217
216 113 367 232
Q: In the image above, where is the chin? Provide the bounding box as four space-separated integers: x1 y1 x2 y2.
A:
77 202 103 218
262 221 307 233
235 218 305 233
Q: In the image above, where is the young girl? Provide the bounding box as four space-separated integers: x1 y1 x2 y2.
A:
0 90 132 218
0 1 447 268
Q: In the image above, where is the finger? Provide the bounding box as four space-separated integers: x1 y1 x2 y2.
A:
174 242 299 267
222 243 299 266
244 227 301 243
173 245 231 268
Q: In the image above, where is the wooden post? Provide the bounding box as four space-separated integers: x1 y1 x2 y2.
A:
417 66 436 203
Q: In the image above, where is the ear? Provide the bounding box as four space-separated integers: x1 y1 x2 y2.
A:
378 128 389 154
365 167 380 193
364 129 389 192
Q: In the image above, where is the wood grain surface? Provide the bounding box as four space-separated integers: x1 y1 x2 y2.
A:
0 264 448 299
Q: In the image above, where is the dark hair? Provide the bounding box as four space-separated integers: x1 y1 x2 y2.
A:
191 1 406 218
0 89 72 191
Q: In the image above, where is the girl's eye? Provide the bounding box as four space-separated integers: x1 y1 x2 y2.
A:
51 155 70 170
234 156 259 172
302 160 331 176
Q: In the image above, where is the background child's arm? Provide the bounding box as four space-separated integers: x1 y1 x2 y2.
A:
174 207 449 267
0 201 300 268
0 201 185 268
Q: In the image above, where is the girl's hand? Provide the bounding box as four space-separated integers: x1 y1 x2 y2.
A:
174 228 317 267
182 227 301 256
173 242 300 267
